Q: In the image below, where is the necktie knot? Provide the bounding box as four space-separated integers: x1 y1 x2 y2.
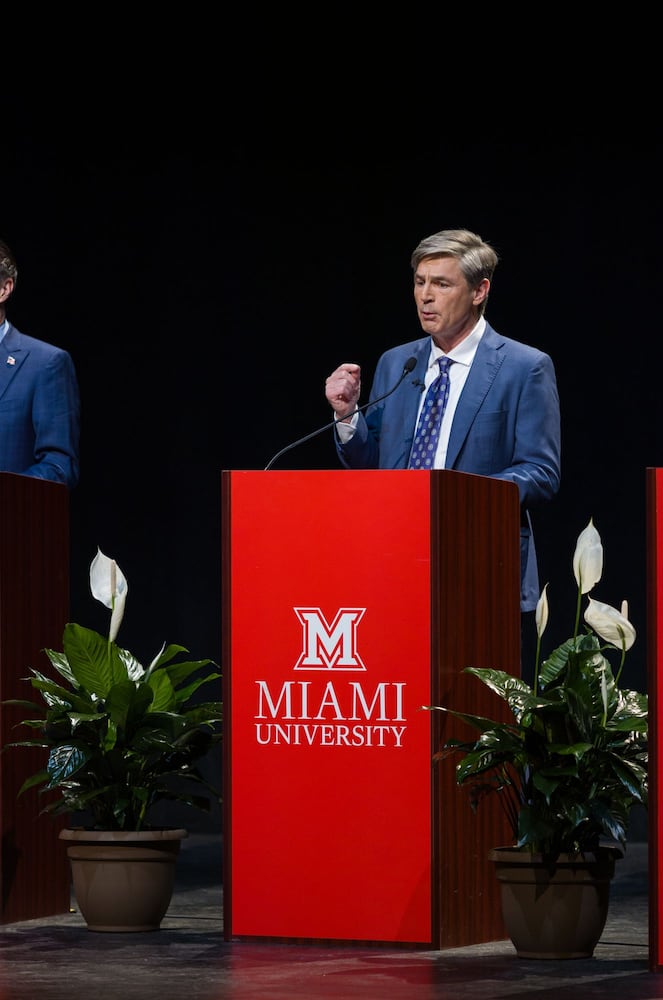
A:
408 356 453 470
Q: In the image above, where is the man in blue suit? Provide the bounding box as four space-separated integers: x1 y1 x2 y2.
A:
0 239 80 488
324 228 561 614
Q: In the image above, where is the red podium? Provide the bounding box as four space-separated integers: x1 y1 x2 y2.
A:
222 469 520 948
0 472 71 922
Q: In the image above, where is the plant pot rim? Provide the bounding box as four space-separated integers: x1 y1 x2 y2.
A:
59 827 188 843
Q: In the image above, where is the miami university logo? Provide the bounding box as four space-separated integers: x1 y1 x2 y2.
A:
293 607 366 671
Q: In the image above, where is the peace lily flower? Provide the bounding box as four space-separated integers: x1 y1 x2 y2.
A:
573 517 603 594
584 594 636 687
584 597 636 652
3 547 222 832
90 547 128 642
532 518 637 691
424 516 648 858
533 583 549 695
535 583 549 638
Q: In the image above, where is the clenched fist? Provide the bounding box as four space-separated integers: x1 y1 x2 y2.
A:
325 363 361 422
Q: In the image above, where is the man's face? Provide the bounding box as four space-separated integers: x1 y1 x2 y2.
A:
413 256 487 344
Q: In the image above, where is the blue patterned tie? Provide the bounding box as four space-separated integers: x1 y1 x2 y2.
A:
408 357 453 469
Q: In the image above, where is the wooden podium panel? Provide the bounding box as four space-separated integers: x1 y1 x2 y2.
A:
647 467 663 970
0 472 71 922
222 469 520 948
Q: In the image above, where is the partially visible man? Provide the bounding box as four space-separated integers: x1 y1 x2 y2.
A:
324 228 561 614
0 238 80 488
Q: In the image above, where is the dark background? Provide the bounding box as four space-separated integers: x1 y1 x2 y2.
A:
4 116 660 828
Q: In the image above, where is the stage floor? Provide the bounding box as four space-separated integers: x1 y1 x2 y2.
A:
0 835 656 1000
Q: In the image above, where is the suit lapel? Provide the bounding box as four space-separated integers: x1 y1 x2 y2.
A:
0 325 27 401
445 327 504 468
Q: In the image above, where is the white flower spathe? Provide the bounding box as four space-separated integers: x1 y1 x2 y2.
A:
573 518 603 595
584 596 636 651
535 583 549 638
89 547 128 643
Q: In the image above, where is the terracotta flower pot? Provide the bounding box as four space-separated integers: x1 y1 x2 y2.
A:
488 845 623 959
59 827 188 932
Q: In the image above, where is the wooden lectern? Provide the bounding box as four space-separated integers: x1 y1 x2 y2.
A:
0 472 71 922
222 469 520 948
647 467 662 970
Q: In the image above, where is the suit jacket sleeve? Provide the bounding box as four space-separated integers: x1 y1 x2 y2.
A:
20 347 81 488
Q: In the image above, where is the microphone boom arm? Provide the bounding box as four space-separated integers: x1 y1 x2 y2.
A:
264 356 417 471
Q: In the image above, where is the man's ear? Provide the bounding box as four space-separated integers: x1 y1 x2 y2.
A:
473 278 490 307
0 277 14 304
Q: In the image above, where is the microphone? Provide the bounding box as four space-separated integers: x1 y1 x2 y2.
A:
264 356 418 471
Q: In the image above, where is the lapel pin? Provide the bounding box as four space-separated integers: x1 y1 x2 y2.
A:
7 356 15 366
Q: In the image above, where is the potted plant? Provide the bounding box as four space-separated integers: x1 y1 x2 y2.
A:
425 518 648 959
2 548 223 932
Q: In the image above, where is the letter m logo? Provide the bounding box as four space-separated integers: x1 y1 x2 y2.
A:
293 607 366 671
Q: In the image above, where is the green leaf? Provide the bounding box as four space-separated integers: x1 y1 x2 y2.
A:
47 744 92 785
62 625 130 696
